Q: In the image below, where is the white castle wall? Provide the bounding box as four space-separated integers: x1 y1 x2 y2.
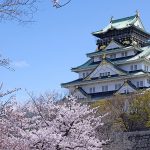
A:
89 63 121 78
132 77 150 87
68 76 150 100
94 56 101 62
119 62 144 71
82 81 123 93
78 70 93 78
93 49 135 63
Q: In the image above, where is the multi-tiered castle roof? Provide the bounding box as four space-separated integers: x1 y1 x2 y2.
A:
61 13 150 100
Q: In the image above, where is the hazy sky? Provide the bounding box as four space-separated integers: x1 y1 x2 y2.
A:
1 0 150 101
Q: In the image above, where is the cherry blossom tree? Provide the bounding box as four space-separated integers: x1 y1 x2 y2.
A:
0 0 71 22
0 84 23 150
0 55 12 70
52 0 71 8
0 94 106 150
0 0 37 22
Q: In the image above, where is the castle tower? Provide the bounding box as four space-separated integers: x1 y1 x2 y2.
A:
61 13 150 100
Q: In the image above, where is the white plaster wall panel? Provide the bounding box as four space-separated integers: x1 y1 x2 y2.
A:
68 87 76 95
117 84 136 94
143 62 150 72
89 63 123 78
141 63 145 70
94 56 101 62
79 73 83 78
116 52 121 58
79 70 93 78
105 41 121 50
73 90 86 99
119 63 143 71
134 19 144 29
128 50 136 55
145 77 150 87
131 77 147 87
82 83 101 93
82 80 124 93
106 50 135 59
146 54 150 60
69 77 148 96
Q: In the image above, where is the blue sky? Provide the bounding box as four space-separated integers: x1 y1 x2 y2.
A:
1 0 150 101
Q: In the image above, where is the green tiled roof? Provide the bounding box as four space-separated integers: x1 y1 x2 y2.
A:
92 14 145 35
71 59 96 71
71 55 135 71
72 45 150 71
111 15 136 24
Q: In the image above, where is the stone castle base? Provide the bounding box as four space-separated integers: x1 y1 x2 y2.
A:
104 130 150 150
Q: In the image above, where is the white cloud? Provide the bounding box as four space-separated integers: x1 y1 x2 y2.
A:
12 60 30 68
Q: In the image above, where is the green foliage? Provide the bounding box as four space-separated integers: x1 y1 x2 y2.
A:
90 91 150 132
127 91 150 131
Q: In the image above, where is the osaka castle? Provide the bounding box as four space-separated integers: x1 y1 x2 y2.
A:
61 13 150 100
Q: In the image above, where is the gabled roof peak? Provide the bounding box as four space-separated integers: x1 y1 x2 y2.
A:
92 13 145 36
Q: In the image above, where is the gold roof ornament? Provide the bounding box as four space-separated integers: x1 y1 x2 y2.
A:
102 54 107 65
102 53 106 59
75 86 79 89
96 47 99 51
124 79 128 86
100 45 106 50
131 40 138 46
85 77 91 81
123 40 130 45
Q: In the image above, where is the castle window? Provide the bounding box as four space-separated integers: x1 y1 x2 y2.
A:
102 86 105 92
113 54 116 59
140 81 143 87
83 73 85 78
137 81 139 88
145 65 148 72
89 87 95 93
134 65 137 70
115 84 117 90
102 85 108 92
93 87 95 93
144 65 146 71
130 65 133 71
134 50 137 54
121 52 127 57
124 89 129 94
110 54 116 59
136 81 143 87
121 52 125 57
100 72 111 77
147 79 150 84
90 88 92 93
